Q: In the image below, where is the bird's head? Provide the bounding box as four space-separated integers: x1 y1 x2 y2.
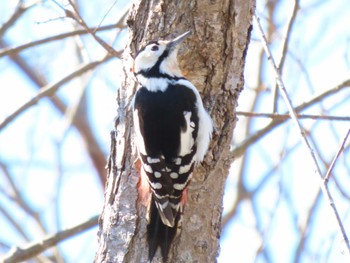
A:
133 31 191 81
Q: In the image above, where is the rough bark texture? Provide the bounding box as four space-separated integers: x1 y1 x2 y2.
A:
95 0 255 262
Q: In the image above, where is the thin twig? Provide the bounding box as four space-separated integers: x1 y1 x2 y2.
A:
1 38 109 187
237 111 350 121
0 22 125 58
93 0 121 34
332 174 350 200
0 1 34 38
0 162 44 231
294 189 322 262
66 0 121 57
254 13 350 255
0 55 114 131
1 215 99 263
273 0 299 112
232 78 350 158
0 205 30 242
324 129 350 182
0 2 128 186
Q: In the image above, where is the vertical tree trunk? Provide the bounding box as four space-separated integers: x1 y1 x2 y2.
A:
95 1 255 262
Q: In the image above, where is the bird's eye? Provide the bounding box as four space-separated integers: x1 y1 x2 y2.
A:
151 45 159 51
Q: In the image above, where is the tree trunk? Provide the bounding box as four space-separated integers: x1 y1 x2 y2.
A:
95 0 255 262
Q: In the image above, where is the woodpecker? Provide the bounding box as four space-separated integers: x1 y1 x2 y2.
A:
132 31 213 262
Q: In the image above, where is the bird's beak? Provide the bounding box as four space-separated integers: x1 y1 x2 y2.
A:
166 31 192 50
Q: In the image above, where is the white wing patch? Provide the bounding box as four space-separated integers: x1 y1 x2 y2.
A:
154 171 162 178
147 157 161 163
179 111 195 156
176 79 213 162
174 158 181 165
150 182 162 189
143 164 153 173
170 172 178 179
173 174 192 190
133 109 147 155
179 160 194 174
196 106 213 162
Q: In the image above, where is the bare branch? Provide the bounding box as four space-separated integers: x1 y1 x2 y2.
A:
232 78 350 158
0 22 126 59
324 129 350 182
221 178 249 228
273 0 300 112
294 132 340 262
2 45 109 186
254 13 350 255
0 3 128 187
0 165 55 263
93 0 121 34
0 1 35 38
1 215 98 263
66 0 122 58
294 190 322 262
332 175 350 200
237 111 350 121
0 162 49 238
0 205 30 242
0 55 113 131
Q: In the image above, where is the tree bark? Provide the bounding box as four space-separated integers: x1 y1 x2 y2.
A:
95 0 255 262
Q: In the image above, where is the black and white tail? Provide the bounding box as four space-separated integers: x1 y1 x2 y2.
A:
147 196 181 262
139 152 195 262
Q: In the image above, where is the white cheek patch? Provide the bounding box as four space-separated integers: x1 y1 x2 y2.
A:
159 52 182 77
134 53 158 73
134 43 167 71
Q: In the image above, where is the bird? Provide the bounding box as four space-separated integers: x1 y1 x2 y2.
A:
132 31 213 262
